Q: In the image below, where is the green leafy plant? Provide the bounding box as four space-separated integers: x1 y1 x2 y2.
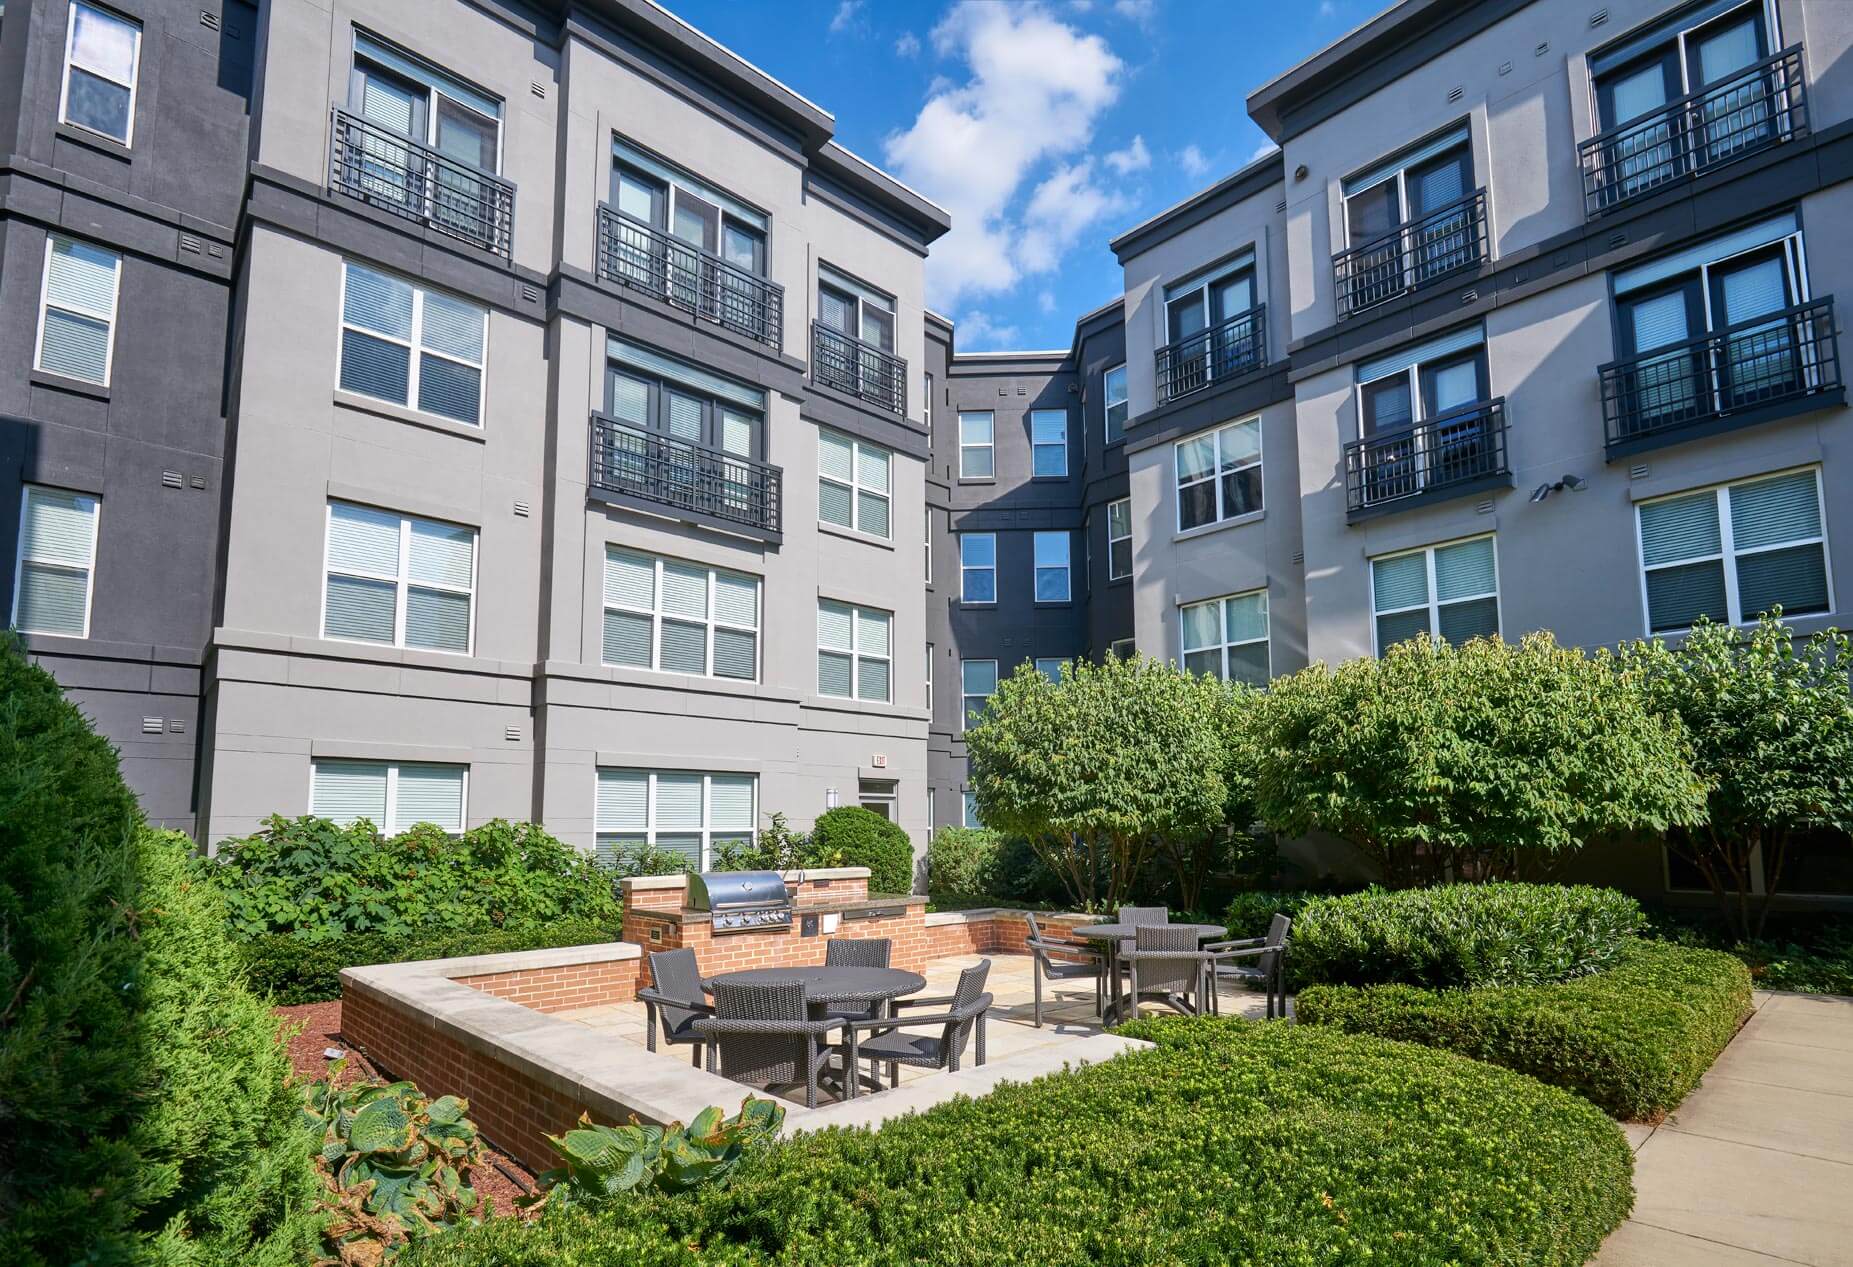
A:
807 806 914 893
524 1099 783 1211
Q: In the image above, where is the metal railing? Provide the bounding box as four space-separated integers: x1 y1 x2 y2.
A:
589 413 782 536
1333 188 1487 320
595 205 785 350
1579 48 1808 219
1344 397 1509 514
328 108 515 258
811 321 906 416
1599 297 1840 452
1155 304 1267 403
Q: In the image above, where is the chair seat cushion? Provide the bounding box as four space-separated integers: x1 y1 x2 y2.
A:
661 1009 705 1041
1042 959 1099 980
852 1029 944 1065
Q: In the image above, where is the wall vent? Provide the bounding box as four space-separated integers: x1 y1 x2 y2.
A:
1609 231 1628 249
504 726 522 742
1535 40 1550 56
513 499 530 517
531 81 546 99
1447 85 1464 103
1477 498 1495 514
1460 289 1479 304
1291 551 1304 565
162 470 183 488
1498 60 1513 76
1630 463 1650 480
1590 8 1610 28
142 717 163 734
189 474 207 489
168 719 186 734
180 234 202 254
1274 197 1287 213
521 284 538 302
200 10 220 30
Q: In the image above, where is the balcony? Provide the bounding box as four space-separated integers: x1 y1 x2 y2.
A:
1344 397 1510 519
588 413 783 541
1599 297 1842 458
1155 304 1267 404
1333 189 1487 320
811 321 906 416
328 108 514 259
1579 48 1808 219
595 205 785 351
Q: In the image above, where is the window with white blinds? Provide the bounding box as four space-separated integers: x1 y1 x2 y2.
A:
339 262 487 425
962 790 982 828
323 502 476 653
1031 410 1068 477
602 548 759 680
1637 468 1830 633
1371 535 1499 654
960 533 996 603
1033 531 1071 602
310 759 466 833
594 768 756 870
818 429 892 538
61 3 141 144
1034 658 1066 683
1181 590 1269 685
37 236 120 385
12 486 100 637
818 599 891 702
959 411 995 479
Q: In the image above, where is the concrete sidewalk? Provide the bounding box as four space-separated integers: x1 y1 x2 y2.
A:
1595 990 1853 1267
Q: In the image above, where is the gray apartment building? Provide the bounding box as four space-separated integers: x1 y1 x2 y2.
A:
5 0 1851 901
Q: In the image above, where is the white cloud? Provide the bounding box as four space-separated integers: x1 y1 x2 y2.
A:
1038 290 1057 315
1113 0 1156 20
956 310 1022 350
894 31 921 57
1105 134 1150 175
1318 0 1337 17
1177 143 1211 178
1017 157 1128 273
829 0 862 35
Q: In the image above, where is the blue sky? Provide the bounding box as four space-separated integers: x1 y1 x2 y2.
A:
669 0 1368 350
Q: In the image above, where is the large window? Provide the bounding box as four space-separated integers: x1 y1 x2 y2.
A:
352 32 501 172
818 429 891 538
817 600 891 702
339 262 487 426
925 642 934 709
12 486 99 637
613 140 766 276
1637 467 1830 633
1030 409 1068 477
60 2 140 145
1353 326 1492 502
962 790 982 828
311 758 466 833
1161 254 1260 395
1181 590 1269 686
817 265 894 352
1033 658 1065 683
1107 498 1132 580
595 768 755 870
323 502 477 653
1343 124 1474 272
1371 535 1499 653
604 548 759 680
961 659 997 731
960 532 996 603
959 411 995 479
37 236 120 385
1033 531 1071 602
1176 418 1262 532
1103 363 1128 444
605 339 765 458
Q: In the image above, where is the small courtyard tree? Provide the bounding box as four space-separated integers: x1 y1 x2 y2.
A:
963 655 1232 911
1250 632 1706 886
1623 614 1853 938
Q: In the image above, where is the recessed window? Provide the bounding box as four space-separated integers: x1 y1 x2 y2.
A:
1033 658 1065 683
339 263 487 426
818 429 891 538
612 139 765 273
323 501 477 654
1176 418 1262 532
817 600 891 702
311 758 466 833
1103 363 1128 444
37 236 120 385
1341 123 1478 312
603 548 759 681
925 642 934 709
1033 531 1071 602
1107 498 1132 580
1371 535 1499 654
959 411 995 479
816 266 899 410
1030 409 1068 477
12 486 100 637
60 3 141 145
595 768 756 871
961 659 998 731
1160 256 1262 398
962 790 982 828
1637 467 1830 633
960 532 996 603
1181 590 1270 686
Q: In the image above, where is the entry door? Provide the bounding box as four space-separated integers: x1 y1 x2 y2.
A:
1709 247 1796 407
430 95 498 242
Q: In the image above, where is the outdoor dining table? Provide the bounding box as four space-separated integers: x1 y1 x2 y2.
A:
1074 922 1227 1025
702 965 928 1096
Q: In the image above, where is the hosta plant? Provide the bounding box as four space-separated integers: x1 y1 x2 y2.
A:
524 1098 783 1211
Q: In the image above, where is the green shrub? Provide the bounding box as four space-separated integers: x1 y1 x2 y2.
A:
414 1017 1631 1266
1297 939 1752 1120
1292 882 1643 989
1221 889 1322 939
925 825 1001 897
806 806 914 894
1644 907 1853 995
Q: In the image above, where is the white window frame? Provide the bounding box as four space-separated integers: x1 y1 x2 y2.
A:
602 549 761 682
1180 589 1270 685
817 600 892 703
35 235 121 386
1634 466 1834 634
1340 123 1473 253
1033 530 1071 603
337 262 488 426
959 411 995 479
1107 497 1132 581
960 532 996 605
309 758 469 834
925 505 933 586
60 2 142 146
1175 417 1263 533
12 485 101 638
962 790 983 828
961 658 998 733
1030 409 1069 477
593 768 758 872
818 429 892 538
1369 533 1501 656
925 641 934 709
1103 363 1128 445
321 502 478 655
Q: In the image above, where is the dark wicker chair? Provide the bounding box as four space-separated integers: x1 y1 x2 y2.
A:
1024 911 1103 1026
636 948 711 1067
1204 914 1292 1020
693 979 841 1108
823 937 894 1022
839 959 993 1095
1115 905 1171 968
1123 924 1209 1018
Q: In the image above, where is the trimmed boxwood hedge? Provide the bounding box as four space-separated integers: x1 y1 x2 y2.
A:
409 1017 1633 1266
1296 938 1752 1121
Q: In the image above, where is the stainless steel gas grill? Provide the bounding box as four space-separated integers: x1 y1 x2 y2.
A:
686 870 793 935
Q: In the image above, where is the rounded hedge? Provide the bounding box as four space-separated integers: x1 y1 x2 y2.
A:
806 806 914 894
413 1018 1632 1266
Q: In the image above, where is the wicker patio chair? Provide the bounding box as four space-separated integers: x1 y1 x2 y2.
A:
1115 905 1171 965
1203 914 1292 1020
1024 911 1104 1027
823 937 895 1022
1123 924 1210 1018
636 948 711 1067
839 959 994 1095
693 979 842 1109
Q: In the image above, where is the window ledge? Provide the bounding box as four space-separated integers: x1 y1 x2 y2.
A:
817 519 895 551
1033 601 1075 609
1030 474 1071 482
55 122 133 162
957 477 997 485
31 369 110 400
334 391 487 442
1173 508 1264 543
804 695 931 723
956 600 997 609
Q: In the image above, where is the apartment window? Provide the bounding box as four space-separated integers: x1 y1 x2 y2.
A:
962 790 982 828
1160 254 1261 398
323 502 476 654
1109 637 1136 659
1344 123 1473 254
1371 535 1499 653
1031 410 1068 477
1181 590 1270 686
12 486 99 637
310 759 466 833
61 3 141 144
925 642 934 709
1176 418 1262 532
961 659 998 730
817 265 895 351
606 339 765 459
818 429 891 538
339 262 487 426
1107 498 1132 580
925 507 933 585
817 600 891 702
1638 467 1829 633
612 139 766 275
36 236 120 385
604 548 759 680
960 532 996 603
595 768 755 870
925 372 934 428
1034 658 1065 683
352 32 501 171
1353 326 1492 501
1103 363 1128 444
1033 531 1071 602
959 411 995 479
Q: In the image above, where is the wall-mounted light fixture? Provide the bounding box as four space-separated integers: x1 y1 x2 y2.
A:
1530 473 1588 503
824 786 840 810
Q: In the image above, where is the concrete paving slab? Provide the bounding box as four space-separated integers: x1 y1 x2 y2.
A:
1665 1077 1853 1165
1621 1122 1656 1152
1593 1220 1808 1266
1628 1129 1853 1266
1707 1034 1853 1099
1737 994 1853 1051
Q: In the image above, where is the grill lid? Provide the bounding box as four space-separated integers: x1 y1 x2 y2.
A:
687 870 790 911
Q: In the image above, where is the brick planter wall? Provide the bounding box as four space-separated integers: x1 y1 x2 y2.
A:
456 956 640 1013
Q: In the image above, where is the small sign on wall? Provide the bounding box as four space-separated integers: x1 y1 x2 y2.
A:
871 753 888 768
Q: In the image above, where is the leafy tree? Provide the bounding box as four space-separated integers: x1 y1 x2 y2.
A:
1623 613 1853 938
1250 633 1705 887
963 656 1233 911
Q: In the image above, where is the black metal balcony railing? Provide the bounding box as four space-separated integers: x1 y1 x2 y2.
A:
1344 397 1509 515
589 413 783 536
811 321 906 416
1599 297 1841 453
1155 304 1267 403
329 109 515 258
1334 188 1488 320
1579 48 1808 219
595 205 785 350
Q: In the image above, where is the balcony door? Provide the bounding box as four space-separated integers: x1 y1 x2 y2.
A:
818 267 896 402
1341 125 1476 307
610 145 771 336
1164 262 1254 392
1356 328 1489 504
1709 246 1799 407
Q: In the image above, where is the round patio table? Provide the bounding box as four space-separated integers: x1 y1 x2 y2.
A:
1075 922 1226 1025
702 965 926 1009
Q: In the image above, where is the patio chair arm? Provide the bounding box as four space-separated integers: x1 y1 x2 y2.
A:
842 993 995 1034
1121 949 1215 962
893 992 957 1009
1205 945 1273 961
1026 936 1102 959
636 988 712 1014
1201 935 1266 951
